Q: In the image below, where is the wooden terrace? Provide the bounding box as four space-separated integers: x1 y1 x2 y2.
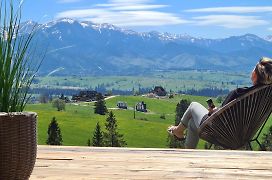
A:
30 145 272 179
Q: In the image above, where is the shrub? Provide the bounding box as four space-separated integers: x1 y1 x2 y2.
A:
160 114 166 119
52 99 66 111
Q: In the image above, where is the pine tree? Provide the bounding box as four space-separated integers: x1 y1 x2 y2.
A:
91 122 104 147
167 99 191 148
94 93 108 115
46 117 63 145
96 93 104 101
103 111 126 147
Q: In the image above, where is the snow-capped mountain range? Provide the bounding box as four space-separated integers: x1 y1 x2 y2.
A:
25 18 272 75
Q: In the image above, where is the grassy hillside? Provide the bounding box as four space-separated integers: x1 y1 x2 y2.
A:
26 94 271 149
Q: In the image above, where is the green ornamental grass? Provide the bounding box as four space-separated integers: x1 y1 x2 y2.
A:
0 0 41 112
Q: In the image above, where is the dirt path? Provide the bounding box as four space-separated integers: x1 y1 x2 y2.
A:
104 95 119 100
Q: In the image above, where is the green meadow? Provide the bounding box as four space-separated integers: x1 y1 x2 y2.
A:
26 94 271 149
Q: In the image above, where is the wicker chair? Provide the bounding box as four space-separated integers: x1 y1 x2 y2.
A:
199 85 272 150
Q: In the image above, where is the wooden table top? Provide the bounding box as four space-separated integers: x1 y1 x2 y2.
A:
30 145 272 179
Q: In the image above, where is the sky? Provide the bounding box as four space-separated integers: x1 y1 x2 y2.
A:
21 0 272 38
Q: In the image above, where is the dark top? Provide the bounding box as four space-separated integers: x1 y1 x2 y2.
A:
200 84 262 125
221 85 261 107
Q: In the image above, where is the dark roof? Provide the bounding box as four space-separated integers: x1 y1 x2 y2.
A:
154 86 165 91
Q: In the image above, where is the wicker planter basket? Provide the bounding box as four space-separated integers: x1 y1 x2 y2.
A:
0 112 37 180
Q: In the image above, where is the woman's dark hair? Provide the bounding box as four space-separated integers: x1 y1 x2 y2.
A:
255 57 272 85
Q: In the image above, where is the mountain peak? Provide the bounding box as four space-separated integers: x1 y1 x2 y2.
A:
91 23 120 31
43 18 77 28
21 20 38 26
238 33 262 41
56 18 76 24
19 20 39 33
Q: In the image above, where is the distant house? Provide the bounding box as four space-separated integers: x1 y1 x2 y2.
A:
146 93 158 98
117 101 128 109
136 101 147 112
152 86 167 96
72 90 98 102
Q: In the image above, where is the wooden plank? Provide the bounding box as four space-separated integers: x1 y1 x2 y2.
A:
30 146 272 179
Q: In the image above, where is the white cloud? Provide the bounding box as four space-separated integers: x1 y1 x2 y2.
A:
57 9 187 26
56 9 109 19
97 4 169 11
83 11 187 26
268 27 272 31
56 0 187 27
109 0 152 4
96 0 167 10
57 0 82 3
186 6 272 14
192 15 268 29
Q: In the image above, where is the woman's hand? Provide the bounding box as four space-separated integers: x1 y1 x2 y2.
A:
208 107 217 116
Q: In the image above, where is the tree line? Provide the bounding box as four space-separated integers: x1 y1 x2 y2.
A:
31 86 229 101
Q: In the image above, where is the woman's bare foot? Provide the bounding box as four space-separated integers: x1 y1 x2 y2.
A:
167 125 185 139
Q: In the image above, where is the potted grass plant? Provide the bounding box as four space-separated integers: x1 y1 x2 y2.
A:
0 0 42 179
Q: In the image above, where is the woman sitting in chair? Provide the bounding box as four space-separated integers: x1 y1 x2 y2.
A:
168 57 272 149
